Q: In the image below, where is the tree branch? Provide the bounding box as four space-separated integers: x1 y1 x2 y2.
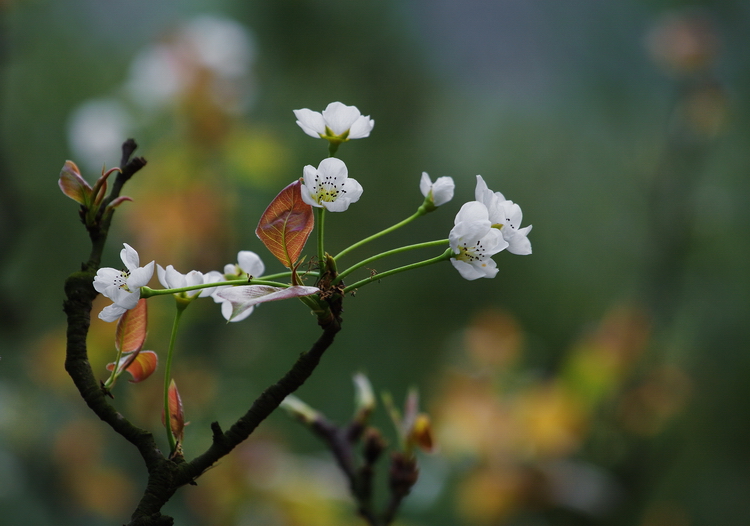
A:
63 140 345 526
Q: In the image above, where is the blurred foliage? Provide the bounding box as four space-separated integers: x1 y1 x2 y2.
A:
2 1 750 525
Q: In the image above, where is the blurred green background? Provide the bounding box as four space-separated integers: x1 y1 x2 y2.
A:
2 1 750 525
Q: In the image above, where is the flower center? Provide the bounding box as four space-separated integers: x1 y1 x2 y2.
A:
313 174 346 203
114 270 132 292
457 239 488 263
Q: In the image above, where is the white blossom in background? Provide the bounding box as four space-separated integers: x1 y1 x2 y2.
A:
183 15 255 80
448 201 508 280
419 172 455 208
67 99 133 172
126 15 255 113
301 158 363 212
69 15 256 159
125 45 186 110
474 175 532 255
294 102 374 140
93 243 155 322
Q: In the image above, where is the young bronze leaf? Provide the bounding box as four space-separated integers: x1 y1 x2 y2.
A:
58 160 93 205
167 379 185 443
106 350 158 383
115 298 148 353
255 179 314 268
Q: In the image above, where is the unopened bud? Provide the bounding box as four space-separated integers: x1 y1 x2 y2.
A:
280 395 320 425
408 413 435 453
362 427 387 465
353 373 376 423
389 451 419 498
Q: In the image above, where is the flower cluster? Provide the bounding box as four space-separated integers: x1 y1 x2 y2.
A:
449 176 532 280
91 102 531 322
94 245 268 322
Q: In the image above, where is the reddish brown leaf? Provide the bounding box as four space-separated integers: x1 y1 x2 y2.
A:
255 179 314 268
167 379 185 443
58 160 92 205
409 413 436 453
115 298 148 353
106 350 158 383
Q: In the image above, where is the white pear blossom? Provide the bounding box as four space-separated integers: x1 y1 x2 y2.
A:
294 102 374 140
93 243 155 322
419 172 455 209
475 175 532 255
208 250 266 322
301 157 363 212
449 201 508 280
157 264 205 299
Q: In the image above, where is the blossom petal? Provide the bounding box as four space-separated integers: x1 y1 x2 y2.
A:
507 225 533 255
128 260 155 288
121 243 141 271
322 102 361 135
450 257 498 280
454 201 491 226
184 270 205 297
419 172 432 198
475 175 506 204
99 303 128 322
318 156 348 182
293 108 326 138
218 297 254 322
347 114 374 139
431 176 455 206
237 251 265 277
301 165 323 208
323 177 363 212
111 287 141 310
200 270 226 298
93 268 122 294
160 265 186 289
420 172 454 207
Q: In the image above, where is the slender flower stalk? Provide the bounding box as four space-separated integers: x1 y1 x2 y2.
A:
334 209 424 261
140 279 291 298
163 303 187 455
102 325 128 391
335 239 449 285
335 173 454 261
343 248 453 294
316 207 326 268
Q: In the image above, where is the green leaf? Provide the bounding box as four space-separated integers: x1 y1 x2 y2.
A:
255 179 314 268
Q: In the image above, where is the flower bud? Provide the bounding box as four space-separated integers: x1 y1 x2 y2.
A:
280 394 320 425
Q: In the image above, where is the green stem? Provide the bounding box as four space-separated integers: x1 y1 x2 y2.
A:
335 239 449 285
263 270 319 281
102 324 127 390
334 208 427 261
316 207 326 268
343 248 454 294
141 279 291 298
164 303 187 455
